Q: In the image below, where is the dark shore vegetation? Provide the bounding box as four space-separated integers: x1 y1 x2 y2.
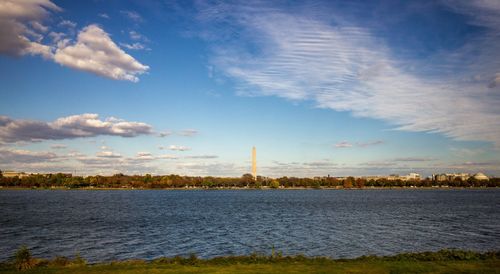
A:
0 171 499 189
1 247 498 274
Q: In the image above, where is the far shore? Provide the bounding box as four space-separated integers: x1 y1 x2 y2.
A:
0 186 497 191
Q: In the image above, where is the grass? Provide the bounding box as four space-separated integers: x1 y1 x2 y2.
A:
0 250 498 274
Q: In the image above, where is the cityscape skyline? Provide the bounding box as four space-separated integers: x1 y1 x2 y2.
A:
0 0 499 177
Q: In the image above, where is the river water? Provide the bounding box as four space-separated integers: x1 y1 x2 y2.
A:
0 189 498 262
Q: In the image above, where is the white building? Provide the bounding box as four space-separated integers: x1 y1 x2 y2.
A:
2 171 29 178
472 172 489 181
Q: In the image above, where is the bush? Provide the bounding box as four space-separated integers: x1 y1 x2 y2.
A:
50 256 70 266
72 253 87 266
14 245 35 270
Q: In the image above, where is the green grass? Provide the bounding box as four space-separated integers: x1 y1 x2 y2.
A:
1 260 499 274
1 250 499 274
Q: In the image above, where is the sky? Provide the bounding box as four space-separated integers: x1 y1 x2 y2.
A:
0 0 499 178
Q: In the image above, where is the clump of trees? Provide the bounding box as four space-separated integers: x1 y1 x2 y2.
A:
0 172 498 189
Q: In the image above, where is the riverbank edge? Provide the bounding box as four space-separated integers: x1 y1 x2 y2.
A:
0 248 500 273
0 186 498 191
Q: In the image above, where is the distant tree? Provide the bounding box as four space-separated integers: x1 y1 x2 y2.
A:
241 173 254 187
270 179 280 189
343 177 354 188
202 176 214 188
355 178 366 188
143 174 153 184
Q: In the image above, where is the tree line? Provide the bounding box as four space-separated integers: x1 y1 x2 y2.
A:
0 171 498 189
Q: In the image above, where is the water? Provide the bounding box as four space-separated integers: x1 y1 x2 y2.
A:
0 189 498 262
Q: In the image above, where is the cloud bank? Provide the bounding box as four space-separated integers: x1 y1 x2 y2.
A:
0 114 153 142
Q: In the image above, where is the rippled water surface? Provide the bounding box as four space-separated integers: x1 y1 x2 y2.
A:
0 189 498 262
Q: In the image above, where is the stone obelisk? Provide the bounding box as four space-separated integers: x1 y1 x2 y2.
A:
252 146 257 180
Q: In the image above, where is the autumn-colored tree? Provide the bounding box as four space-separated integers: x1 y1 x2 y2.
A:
343 177 354 188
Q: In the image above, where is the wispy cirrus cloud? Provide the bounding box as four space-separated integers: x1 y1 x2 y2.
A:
335 140 384 148
184 155 218 159
120 42 148 51
0 114 153 143
356 140 384 148
178 129 198 136
197 1 500 147
120 10 143 23
50 144 67 149
393 157 436 162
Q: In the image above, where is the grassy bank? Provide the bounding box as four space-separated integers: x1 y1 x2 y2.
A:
1 249 498 274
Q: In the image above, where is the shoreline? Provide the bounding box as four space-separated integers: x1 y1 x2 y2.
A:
0 186 498 191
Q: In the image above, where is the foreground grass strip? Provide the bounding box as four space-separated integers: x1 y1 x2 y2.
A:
0 250 498 274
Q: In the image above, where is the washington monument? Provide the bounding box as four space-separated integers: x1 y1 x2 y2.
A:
252 146 257 180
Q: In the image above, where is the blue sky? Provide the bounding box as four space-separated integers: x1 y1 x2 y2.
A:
0 0 499 177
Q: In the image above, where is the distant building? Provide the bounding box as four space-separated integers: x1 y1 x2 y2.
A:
2 171 29 178
405 173 421 180
387 174 401 181
432 173 470 182
472 172 489 181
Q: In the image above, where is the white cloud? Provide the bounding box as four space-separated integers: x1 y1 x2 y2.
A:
184 155 218 159
53 24 149 82
96 151 122 158
335 141 352 148
158 154 178 159
178 129 198 136
158 131 172 138
120 10 142 22
356 140 384 148
50 144 67 149
129 30 145 41
0 0 60 56
169 145 191 151
0 114 153 142
393 157 435 162
30 21 48 32
0 1 149 82
0 148 60 164
58 20 76 29
135 152 155 160
48 31 65 42
98 13 109 19
202 3 500 147
120 42 148 50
